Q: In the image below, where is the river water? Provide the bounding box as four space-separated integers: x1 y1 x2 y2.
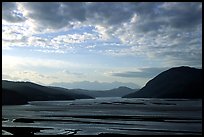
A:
2 97 202 135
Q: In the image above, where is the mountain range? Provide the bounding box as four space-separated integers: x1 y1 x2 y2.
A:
51 81 140 90
2 80 136 105
50 86 137 98
2 66 202 105
2 80 94 105
123 66 202 98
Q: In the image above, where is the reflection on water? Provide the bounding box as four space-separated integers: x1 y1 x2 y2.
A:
2 97 202 135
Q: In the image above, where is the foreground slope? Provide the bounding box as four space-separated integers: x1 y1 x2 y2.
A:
2 80 94 105
123 66 202 98
2 88 28 105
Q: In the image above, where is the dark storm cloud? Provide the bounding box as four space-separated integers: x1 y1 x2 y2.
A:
20 2 86 30
2 2 26 22
3 2 201 32
85 2 135 25
111 67 168 78
16 2 136 30
159 2 202 30
133 2 202 33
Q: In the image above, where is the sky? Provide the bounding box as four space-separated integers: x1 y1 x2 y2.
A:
2 2 202 89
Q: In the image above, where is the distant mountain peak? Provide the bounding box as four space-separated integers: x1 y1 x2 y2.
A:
117 86 131 89
50 81 140 90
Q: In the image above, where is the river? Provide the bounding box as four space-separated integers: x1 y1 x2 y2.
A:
2 97 202 135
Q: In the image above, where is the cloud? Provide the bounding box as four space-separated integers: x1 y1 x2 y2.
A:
3 2 201 32
15 2 86 31
2 55 83 71
2 74 20 80
110 67 169 78
2 2 202 68
3 71 58 85
2 23 100 53
52 32 99 44
85 2 135 26
62 70 84 78
2 21 33 50
2 2 26 23
159 2 202 30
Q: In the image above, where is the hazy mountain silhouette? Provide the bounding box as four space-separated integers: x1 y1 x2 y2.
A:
123 66 202 98
50 86 137 98
51 81 140 90
2 80 94 105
